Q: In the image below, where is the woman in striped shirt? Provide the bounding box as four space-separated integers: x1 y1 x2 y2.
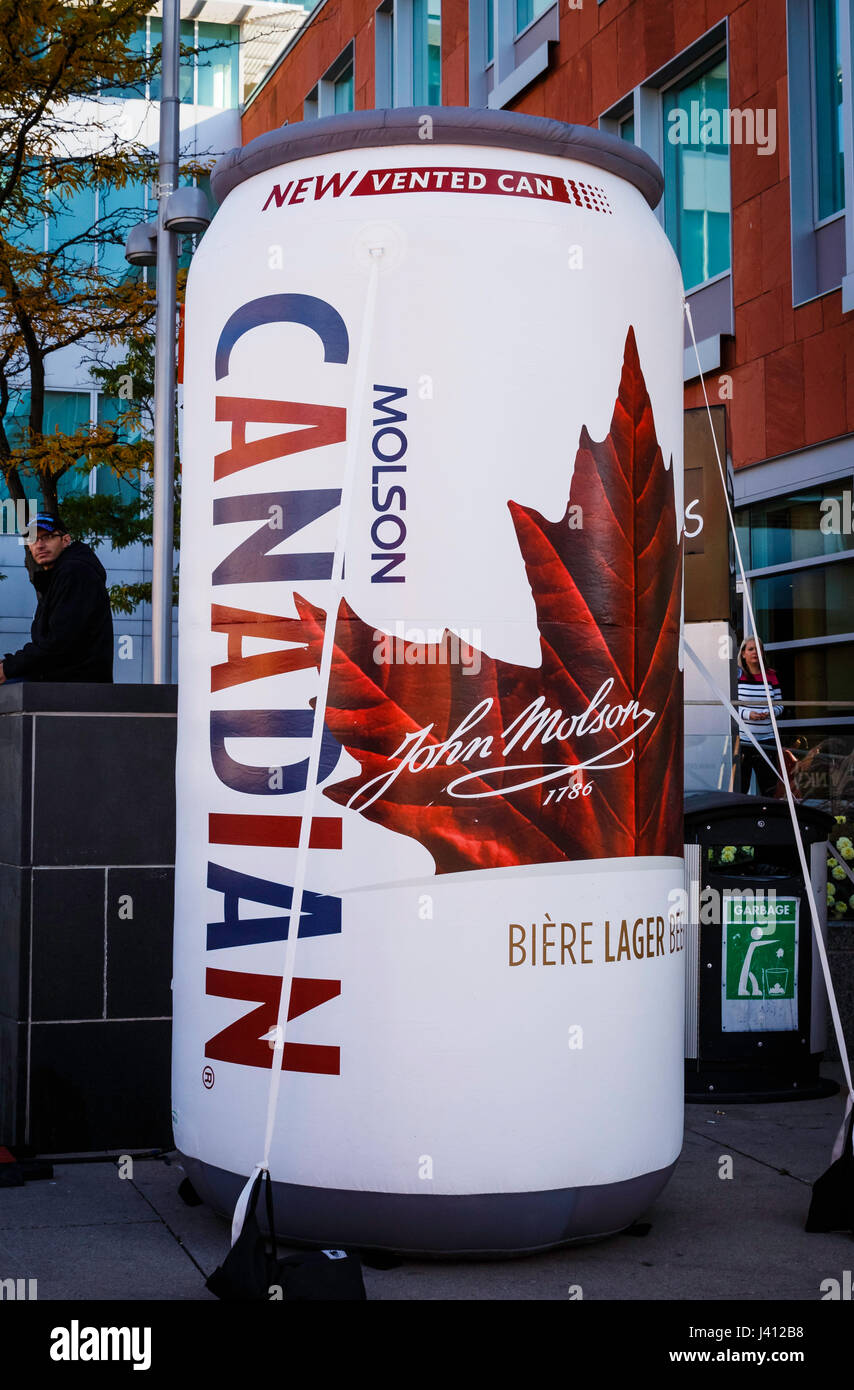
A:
738 636 784 795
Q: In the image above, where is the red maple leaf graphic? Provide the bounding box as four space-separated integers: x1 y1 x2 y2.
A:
285 326 682 874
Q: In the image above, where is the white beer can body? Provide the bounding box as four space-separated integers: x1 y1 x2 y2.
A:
173 109 685 1252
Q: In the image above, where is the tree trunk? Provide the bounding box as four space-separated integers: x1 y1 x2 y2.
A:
40 469 58 516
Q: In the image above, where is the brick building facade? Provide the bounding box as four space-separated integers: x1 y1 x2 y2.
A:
244 0 851 460
239 0 854 811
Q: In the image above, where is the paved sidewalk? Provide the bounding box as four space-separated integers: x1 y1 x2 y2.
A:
1 1076 850 1301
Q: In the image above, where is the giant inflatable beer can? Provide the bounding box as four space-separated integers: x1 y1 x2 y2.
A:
173 108 686 1253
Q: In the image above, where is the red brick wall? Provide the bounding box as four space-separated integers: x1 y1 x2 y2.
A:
242 0 379 137
443 0 469 105
242 0 854 469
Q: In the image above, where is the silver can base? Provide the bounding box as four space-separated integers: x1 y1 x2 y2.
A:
182 1155 677 1257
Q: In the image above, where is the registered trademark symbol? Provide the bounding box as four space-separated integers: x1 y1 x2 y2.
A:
202 1066 215 1089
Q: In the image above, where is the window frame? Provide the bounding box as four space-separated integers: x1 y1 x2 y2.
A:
468 0 558 110
412 0 442 106
515 0 553 40
659 49 732 294
375 0 395 108
0 388 141 503
599 21 734 384
787 0 853 307
305 41 356 118
195 20 242 110
734 452 854 732
374 0 441 109
810 0 845 224
103 17 243 112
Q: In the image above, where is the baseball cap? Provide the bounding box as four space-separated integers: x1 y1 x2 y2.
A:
21 513 68 544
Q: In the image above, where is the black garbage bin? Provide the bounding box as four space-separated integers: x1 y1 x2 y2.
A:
683 791 838 1102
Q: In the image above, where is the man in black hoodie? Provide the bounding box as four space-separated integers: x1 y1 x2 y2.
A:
0 514 114 684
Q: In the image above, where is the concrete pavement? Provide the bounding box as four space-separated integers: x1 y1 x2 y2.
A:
0 1073 850 1301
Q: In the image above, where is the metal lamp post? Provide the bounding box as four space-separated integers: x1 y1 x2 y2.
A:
150 0 180 685
125 0 210 683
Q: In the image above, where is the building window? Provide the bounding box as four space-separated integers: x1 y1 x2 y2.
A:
197 23 240 109
50 391 95 501
305 43 356 119
662 55 731 292
148 19 196 104
97 179 150 279
38 174 151 280
0 391 93 502
752 560 854 643
375 1 395 107
600 25 733 381
105 18 241 111
516 0 550 31
469 0 558 110
0 389 146 506
413 0 441 104
47 183 97 270
96 394 142 504
736 480 852 568
99 24 148 99
333 60 355 113
787 0 852 305
735 478 854 730
814 0 845 220
376 0 440 108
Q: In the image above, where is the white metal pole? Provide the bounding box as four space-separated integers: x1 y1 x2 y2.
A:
151 0 180 683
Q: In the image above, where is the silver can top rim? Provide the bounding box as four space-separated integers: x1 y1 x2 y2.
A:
210 105 664 211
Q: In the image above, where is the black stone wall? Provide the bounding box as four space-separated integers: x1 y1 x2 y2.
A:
0 683 177 1154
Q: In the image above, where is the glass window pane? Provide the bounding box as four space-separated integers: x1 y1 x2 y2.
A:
97 394 142 441
47 182 97 267
413 0 441 105
197 22 240 108
814 0 844 219
0 392 40 503
3 391 32 452
620 115 635 144
377 5 394 105
487 0 494 63
663 56 731 290
42 391 92 501
43 392 90 438
769 642 854 720
2 165 46 256
181 20 196 104
735 514 751 567
100 24 147 99
333 62 354 113
57 471 91 502
736 481 853 569
516 0 551 32
150 19 195 104
752 559 854 643
98 178 150 280
788 728 854 815
96 395 142 503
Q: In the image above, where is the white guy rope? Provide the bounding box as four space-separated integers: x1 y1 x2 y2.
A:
231 250 384 1245
825 841 854 889
682 636 782 780
684 299 854 1158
